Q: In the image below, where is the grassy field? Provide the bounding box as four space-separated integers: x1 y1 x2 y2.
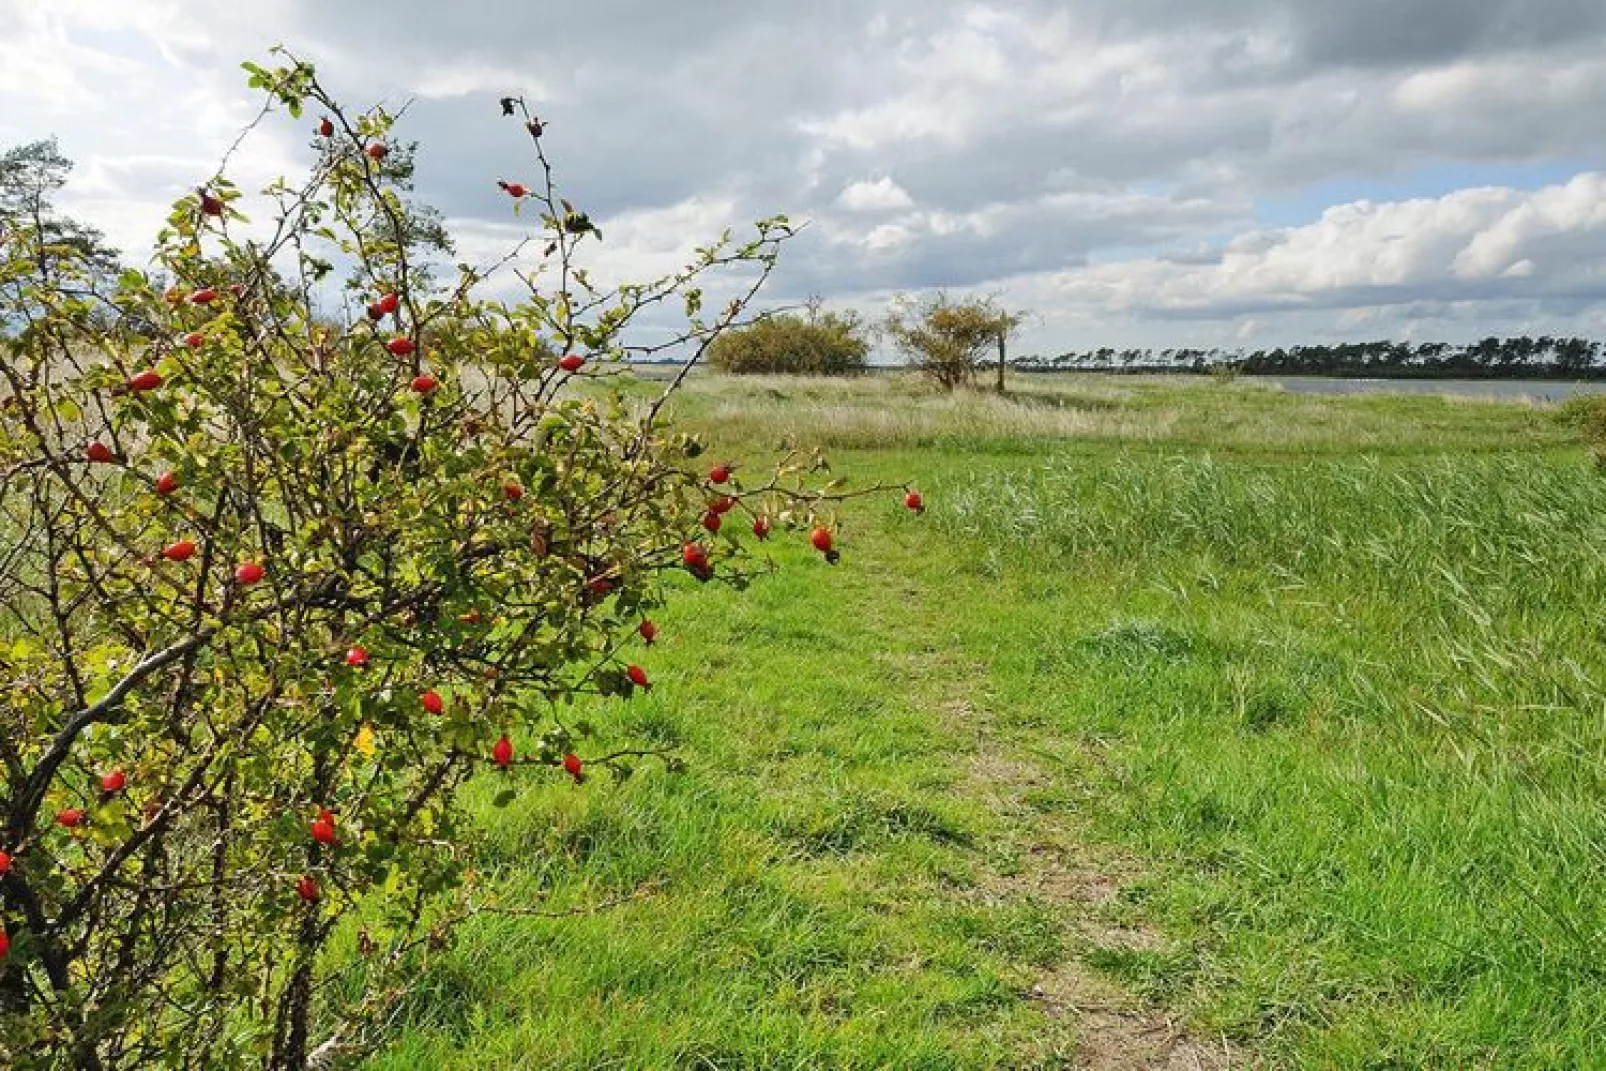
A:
358 374 1603 1068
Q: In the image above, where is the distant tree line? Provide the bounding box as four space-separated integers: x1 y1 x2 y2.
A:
1013 337 1606 379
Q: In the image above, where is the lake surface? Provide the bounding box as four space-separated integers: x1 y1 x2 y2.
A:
1261 376 1606 400
629 365 1606 401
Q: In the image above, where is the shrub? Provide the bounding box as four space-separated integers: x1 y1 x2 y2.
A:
707 300 869 375
0 51 900 1068
1556 394 1606 469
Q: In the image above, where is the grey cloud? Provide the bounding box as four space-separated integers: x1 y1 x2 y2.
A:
1293 0 1606 68
10 0 1606 351
1080 0 1606 68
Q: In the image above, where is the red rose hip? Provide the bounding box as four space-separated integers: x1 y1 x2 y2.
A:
161 540 197 563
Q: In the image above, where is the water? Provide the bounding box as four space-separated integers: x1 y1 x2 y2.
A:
1261 377 1606 401
632 365 1606 401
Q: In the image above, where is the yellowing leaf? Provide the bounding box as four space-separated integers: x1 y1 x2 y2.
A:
353 724 377 757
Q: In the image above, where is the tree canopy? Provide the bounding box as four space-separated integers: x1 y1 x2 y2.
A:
881 292 1022 389
0 138 121 289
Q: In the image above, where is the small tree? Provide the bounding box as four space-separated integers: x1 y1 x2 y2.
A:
0 50 908 1069
0 139 121 300
881 292 1023 391
707 297 869 375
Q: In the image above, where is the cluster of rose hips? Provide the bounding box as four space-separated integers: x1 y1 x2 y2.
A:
684 462 925 572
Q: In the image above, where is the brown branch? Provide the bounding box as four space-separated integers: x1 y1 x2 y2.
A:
15 630 216 830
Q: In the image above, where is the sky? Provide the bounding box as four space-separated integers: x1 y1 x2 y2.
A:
3 0 1605 357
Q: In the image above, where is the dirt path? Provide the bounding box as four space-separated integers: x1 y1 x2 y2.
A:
944 691 1240 1069
864 552 1240 1067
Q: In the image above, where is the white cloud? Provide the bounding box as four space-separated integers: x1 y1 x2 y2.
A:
414 63 550 101
837 177 915 212
1039 173 1606 320
1395 53 1606 116
450 194 745 296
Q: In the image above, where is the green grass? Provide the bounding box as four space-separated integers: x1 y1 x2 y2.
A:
361 374 1604 1067
363 538 1071 1068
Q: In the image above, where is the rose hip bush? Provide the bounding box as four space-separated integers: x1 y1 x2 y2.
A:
0 53 912 1068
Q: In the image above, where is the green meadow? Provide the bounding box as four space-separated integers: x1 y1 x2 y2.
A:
360 374 1605 1068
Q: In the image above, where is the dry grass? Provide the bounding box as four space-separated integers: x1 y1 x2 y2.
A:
672 373 1177 449
658 371 1571 456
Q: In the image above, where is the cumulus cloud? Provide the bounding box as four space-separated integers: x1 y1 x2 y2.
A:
0 0 1603 350
1033 174 1606 335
